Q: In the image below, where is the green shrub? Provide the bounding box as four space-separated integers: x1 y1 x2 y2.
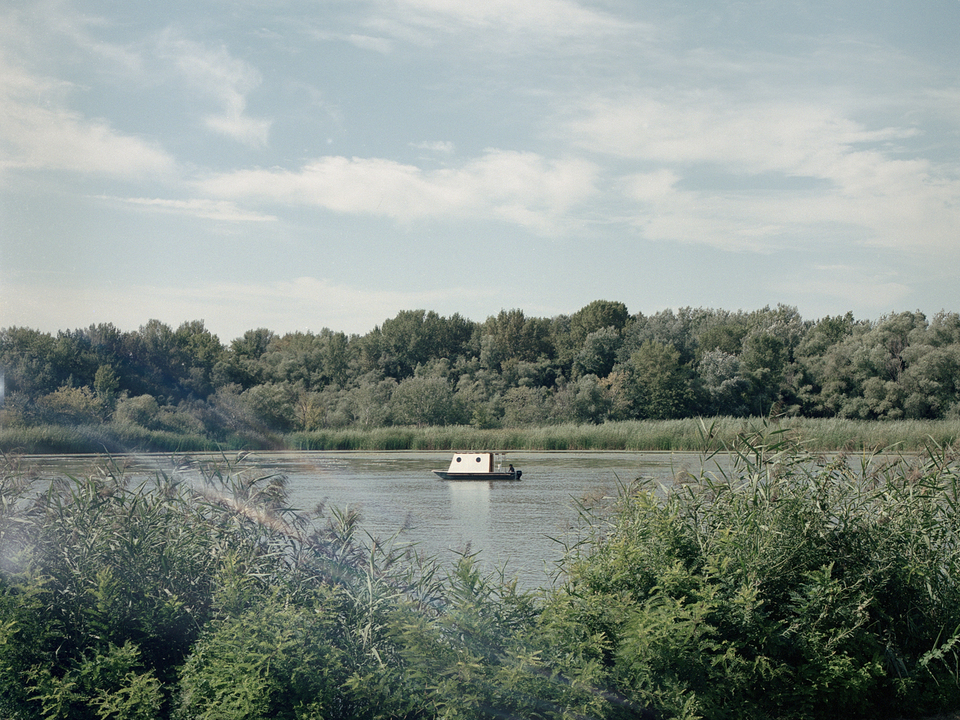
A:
175 589 349 720
27 641 162 720
548 427 960 719
347 554 615 720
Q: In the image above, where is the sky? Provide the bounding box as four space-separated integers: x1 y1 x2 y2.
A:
2 0 959 343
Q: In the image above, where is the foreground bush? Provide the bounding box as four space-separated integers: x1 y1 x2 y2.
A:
0 452 613 720
548 428 960 719
3 430 960 719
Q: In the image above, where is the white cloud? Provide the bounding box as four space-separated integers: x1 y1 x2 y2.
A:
573 93 960 255
196 150 599 232
569 94 914 175
0 54 174 179
411 140 455 153
624 169 679 202
158 35 271 147
388 0 626 34
622 168 960 257
345 33 395 54
94 196 277 223
307 29 394 54
365 0 644 50
622 179 796 253
203 113 271 148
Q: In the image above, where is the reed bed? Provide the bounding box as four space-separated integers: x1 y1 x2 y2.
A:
0 423 228 454
290 417 960 453
5 417 959 455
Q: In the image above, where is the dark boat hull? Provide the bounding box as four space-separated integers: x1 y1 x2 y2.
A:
432 470 521 481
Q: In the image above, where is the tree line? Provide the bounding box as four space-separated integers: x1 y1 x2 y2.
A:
3 302 960 443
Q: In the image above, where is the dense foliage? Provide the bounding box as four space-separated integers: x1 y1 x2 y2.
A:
3 304 960 451
3 431 960 719
551 430 960 719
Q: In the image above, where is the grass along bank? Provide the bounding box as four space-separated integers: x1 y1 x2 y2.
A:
288 417 960 453
0 422 246 455
3 417 959 455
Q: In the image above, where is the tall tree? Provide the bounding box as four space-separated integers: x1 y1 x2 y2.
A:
481 309 552 371
390 376 463 426
740 332 788 415
367 310 476 380
215 328 276 389
622 340 694 419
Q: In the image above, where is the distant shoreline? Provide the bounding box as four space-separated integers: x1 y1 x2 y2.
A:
3 416 958 455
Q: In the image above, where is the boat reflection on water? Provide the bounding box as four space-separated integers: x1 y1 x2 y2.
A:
447 481 492 555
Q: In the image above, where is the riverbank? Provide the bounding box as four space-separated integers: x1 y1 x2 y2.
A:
4 426 959 719
2 416 959 455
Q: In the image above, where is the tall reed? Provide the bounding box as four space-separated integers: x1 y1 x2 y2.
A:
290 417 960 453
548 426 960 719
5 417 959 454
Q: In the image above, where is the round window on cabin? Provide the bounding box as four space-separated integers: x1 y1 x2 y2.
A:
456 457 461 463
476 457 482 462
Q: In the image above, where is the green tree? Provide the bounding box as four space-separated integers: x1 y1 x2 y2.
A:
113 394 162 429
37 385 102 425
501 386 549 426
812 312 933 419
623 340 694 419
572 326 622 379
94 364 121 411
0 327 60 398
569 300 630 340
480 309 552 372
214 328 276 389
390 376 463 426
122 320 179 399
292 387 327 431
900 344 960 418
619 307 709 367
320 329 352 387
927 311 960 346
241 383 297 432
553 374 612 424
792 313 859 416
343 376 396 428
740 332 788 415
364 310 475 380
172 320 224 399
557 299 629 370
696 321 748 359
697 349 749 416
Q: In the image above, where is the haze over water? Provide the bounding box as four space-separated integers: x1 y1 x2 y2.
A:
222 451 707 588
22 450 710 588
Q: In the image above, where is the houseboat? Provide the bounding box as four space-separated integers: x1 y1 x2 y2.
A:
432 452 522 481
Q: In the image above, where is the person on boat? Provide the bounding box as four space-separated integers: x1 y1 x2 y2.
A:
509 464 521 479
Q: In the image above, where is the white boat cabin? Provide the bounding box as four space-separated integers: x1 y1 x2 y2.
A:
445 452 501 474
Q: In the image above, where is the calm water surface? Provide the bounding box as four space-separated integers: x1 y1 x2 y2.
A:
22 451 718 589
257 451 714 588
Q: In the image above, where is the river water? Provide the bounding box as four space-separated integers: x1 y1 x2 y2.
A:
16 451 719 589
